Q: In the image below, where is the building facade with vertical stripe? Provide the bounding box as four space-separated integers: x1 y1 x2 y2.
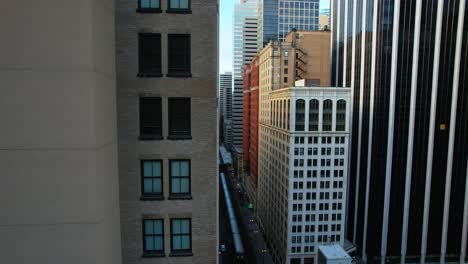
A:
332 0 468 263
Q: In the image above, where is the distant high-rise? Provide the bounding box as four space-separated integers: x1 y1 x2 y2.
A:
258 0 279 49
220 72 233 145
278 0 320 41
332 0 468 263
233 0 258 151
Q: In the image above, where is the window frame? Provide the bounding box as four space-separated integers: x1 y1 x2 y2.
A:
167 0 192 13
140 160 164 200
168 97 191 139
137 0 162 13
139 97 163 140
138 33 162 77
167 34 191 77
170 218 193 256
142 218 165 257
169 159 192 199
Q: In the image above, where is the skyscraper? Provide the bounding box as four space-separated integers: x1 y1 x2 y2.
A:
116 0 218 263
220 72 233 145
233 0 259 151
332 0 468 262
278 0 320 41
258 0 280 49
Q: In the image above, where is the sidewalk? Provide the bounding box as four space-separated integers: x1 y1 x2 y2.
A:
227 174 274 264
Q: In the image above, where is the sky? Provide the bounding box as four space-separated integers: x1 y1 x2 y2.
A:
219 0 330 74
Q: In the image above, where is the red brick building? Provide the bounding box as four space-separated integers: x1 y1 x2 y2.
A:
243 55 259 186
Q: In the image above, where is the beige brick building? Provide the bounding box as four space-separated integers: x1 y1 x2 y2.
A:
116 0 218 263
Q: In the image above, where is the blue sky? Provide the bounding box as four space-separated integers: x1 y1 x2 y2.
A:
219 0 330 73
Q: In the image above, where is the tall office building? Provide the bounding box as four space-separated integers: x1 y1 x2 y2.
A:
220 72 233 145
278 0 320 41
233 0 258 151
256 81 351 264
116 0 218 264
0 2 121 264
332 0 468 262
258 0 280 49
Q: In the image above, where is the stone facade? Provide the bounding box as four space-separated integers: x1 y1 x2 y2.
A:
116 0 218 263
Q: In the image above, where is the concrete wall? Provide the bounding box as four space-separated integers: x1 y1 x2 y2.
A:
115 0 218 263
0 0 121 263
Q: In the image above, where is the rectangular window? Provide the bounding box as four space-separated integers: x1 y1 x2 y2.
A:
169 160 191 197
139 97 162 139
138 34 162 76
141 160 163 199
168 98 191 138
171 219 192 254
143 219 164 256
138 0 161 12
168 0 191 12
168 34 191 76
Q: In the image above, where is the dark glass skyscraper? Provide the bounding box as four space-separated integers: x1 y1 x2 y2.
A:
258 0 279 49
332 0 468 263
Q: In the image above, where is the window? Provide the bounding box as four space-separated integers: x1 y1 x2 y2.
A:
336 100 346 131
171 219 192 254
140 97 162 139
168 34 191 76
309 99 319 131
323 99 333 131
168 0 191 12
138 0 161 12
141 160 163 199
168 98 191 138
284 77 288 83
138 34 162 76
169 160 191 197
295 99 305 131
143 219 164 256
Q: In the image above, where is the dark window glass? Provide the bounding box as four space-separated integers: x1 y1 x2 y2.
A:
141 160 162 198
168 98 191 138
138 34 161 76
138 0 160 10
168 34 191 76
143 219 164 254
309 99 319 131
323 99 333 131
168 0 190 10
295 99 305 131
171 219 191 252
170 160 190 196
336 100 346 131
139 97 162 139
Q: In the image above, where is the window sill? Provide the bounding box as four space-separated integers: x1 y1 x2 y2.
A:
168 194 192 200
140 194 164 201
139 135 164 141
166 9 192 14
142 252 165 258
170 251 193 257
167 135 192 140
136 8 162 13
166 73 192 78
137 72 163 78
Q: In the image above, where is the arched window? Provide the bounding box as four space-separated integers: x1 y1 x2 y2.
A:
295 99 305 131
323 99 333 131
309 99 319 131
336 100 346 131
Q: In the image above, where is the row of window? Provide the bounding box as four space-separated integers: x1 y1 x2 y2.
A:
143 218 191 256
293 169 345 178
294 147 346 156
141 160 191 199
140 97 191 140
138 0 190 13
138 34 191 77
293 158 345 167
295 99 346 132
294 136 346 145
